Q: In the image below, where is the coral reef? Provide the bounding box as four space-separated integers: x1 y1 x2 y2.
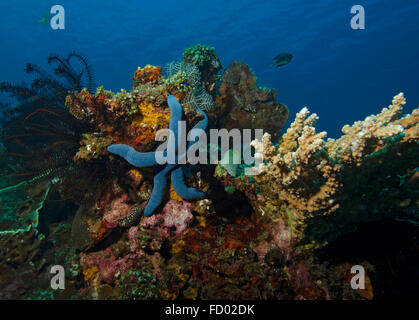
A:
0 179 50 234
182 44 222 93
133 65 163 87
161 200 193 234
183 87 214 112
215 61 289 140
0 53 110 208
0 46 418 300
107 95 208 216
234 93 418 253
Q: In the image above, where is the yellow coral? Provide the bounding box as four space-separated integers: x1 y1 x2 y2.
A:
171 239 185 254
87 216 102 233
129 169 142 179
160 290 177 300
178 273 189 284
183 287 198 300
196 215 206 227
169 184 183 201
83 265 99 281
132 101 170 129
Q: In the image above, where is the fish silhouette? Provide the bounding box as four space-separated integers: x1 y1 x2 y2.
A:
39 9 49 25
272 52 293 67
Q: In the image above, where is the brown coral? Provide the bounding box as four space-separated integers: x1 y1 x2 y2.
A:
215 61 289 140
133 65 163 86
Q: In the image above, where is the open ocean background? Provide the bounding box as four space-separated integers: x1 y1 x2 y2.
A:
1 0 418 137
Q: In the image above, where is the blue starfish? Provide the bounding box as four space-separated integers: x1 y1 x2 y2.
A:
108 95 208 217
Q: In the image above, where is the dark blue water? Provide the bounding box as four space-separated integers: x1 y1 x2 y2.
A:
1 0 418 137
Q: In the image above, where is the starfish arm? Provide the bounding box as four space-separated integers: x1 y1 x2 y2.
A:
108 96 208 217
144 164 176 216
167 95 184 154
171 167 205 200
107 144 159 167
176 105 210 163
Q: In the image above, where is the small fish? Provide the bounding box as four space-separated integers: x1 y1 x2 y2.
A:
272 52 293 67
40 8 50 25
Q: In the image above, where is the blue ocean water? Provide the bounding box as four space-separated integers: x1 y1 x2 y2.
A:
0 0 418 137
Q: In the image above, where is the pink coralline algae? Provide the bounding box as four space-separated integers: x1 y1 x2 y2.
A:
290 263 312 291
140 200 193 236
162 200 193 234
103 194 132 228
128 226 140 253
253 218 295 262
140 213 170 238
98 256 119 283
127 226 148 255
80 247 137 283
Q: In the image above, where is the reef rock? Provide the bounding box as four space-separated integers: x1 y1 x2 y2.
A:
215 61 289 140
